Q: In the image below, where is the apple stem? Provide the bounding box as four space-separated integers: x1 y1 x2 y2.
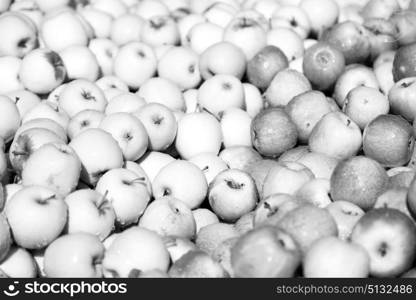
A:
36 194 56 205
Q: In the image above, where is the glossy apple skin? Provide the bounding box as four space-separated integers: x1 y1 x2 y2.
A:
389 77 416 121
351 208 416 278
330 156 389 211
363 114 415 167
247 45 289 91
322 21 371 64
231 226 301 278
251 108 298 158
303 42 345 91
393 43 416 82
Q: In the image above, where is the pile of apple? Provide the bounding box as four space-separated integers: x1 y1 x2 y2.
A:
1 0 416 279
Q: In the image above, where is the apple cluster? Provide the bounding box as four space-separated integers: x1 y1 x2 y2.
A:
0 0 416 279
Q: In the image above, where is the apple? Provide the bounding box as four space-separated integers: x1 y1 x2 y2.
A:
138 151 175 183
21 143 81 197
247 45 288 91
330 156 389 210
40 8 90 52
322 21 371 64
295 178 332 208
390 9 416 46
375 188 411 218
79 8 113 39
152 160 207 210
187 22 223 55
333 65 380 107
0 56 24 94
343 86 390 130
139 196 196 239
198 74 245 119
99 112 148 161
89 38 118 77
303 237 370 278
309 111 362 160
362 0 400 19
140 15 179 47
7 90 41 118
175 112 222 160
136 103 177 152
219 146 262 171
286 91 336 143
69 128 124 186
177 13 206 46
169 250 227 278
388 167 415 189
278 204 338 253
188 153 229 185
264 69 312 108
392 43 416 82
110 14 143 46
105 92 146 114
208 169 258 222
263 162 315 198
389 77 416 121
351 208 416 277
196 223 239 256
326 200 365 240
157 46 201 90
234 212 255 235
137 77 185 111
303 42 345 91
123 160 152 196
113 42 157 90
211 237 238 277
0 96 20 143
9 128 64 174
58 79 107 118
47 83 68 107
204 2 236 28
0 12 37 58
5 185 67 250
242 83 264 118
65 189 115 241
19 48 66 95
300 0 339 36
0 246 37 278
243 159 280 194
221 108 252 148
103 227 170 278
231 226 301 278
0 0 10 13
271 5 310 39
296 151 339 180
67 109 105 140
251 108 298 158
59 45 100 81
44 233 104 278
246 0 281 20
133 0 170 19
266 27 304 62
23 102 70 130
199 42 247 81
253 193 300 227
233 9 269 31
0 214 11 262
192 208 220 233
364 18 399 61
223 16 267 60
96 168 150 227
363 114 414 167
164 236 197 264
406 178 416 219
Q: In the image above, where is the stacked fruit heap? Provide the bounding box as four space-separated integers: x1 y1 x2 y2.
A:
1 0 416 279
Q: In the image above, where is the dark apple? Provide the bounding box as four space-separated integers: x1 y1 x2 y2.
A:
363 114 415 167
303 41 345 91
392 42 416 82
247 45 289 91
